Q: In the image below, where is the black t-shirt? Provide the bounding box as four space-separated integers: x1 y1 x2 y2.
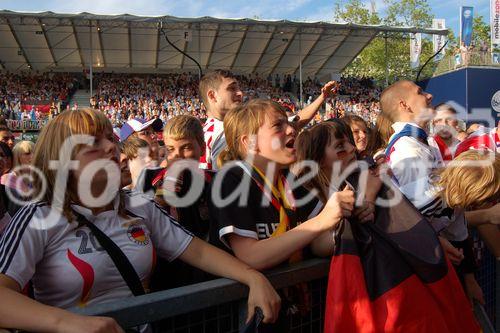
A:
209 164 321 252
149 167 213 291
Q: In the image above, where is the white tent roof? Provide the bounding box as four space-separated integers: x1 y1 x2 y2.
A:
0 10 448 76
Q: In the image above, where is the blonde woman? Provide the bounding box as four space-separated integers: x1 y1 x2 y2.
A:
437 150 500 305
12 140 34 167
212 100 356 270
0 108 280 333
208 99 363 330
1 140 35 193
438 150 500 256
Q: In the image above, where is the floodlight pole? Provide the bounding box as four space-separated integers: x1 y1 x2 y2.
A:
299 32 303 108
89 22 93 99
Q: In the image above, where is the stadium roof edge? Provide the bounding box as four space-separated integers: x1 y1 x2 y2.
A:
0 10 449 35
0 10 448 75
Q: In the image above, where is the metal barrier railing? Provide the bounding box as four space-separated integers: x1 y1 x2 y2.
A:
68 255 498 333
71 258 330 330
433 51 500 76
0 256 494 332
474 301 496 333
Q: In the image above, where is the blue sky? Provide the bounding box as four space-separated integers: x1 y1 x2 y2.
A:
0 0 490 36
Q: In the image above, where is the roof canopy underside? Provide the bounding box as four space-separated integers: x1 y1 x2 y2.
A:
0 11 448 76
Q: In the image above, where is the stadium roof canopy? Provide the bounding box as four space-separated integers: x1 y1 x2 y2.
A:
0 10 448 77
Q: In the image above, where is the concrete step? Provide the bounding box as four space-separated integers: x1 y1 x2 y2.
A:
69 89 91 107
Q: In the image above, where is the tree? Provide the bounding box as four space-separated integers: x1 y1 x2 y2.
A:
384 0 433 28
336 0 440 84
333 0 381 25
471 15 490 49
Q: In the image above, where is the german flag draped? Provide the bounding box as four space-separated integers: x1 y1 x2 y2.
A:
324 182 480 333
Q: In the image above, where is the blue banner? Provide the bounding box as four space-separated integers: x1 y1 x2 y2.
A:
460 6 474 46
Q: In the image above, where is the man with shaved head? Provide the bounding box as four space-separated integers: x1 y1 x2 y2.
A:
380 80 439 187
380 80 449 214
380 81 485 301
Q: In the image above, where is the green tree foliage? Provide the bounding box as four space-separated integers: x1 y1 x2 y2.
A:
471 15 490 49
333 0 381 24
336 0 447 84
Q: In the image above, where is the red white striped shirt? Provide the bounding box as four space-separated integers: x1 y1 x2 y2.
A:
200 117 225 170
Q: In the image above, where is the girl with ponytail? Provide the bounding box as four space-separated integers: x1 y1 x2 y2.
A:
209 99 362 329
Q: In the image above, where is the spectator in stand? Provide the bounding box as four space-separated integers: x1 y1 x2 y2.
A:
122 136 157 190
460 41 469 67
342 115 369 158
118 145 132 189
0 142 13 179
1 140 34 194
12 141 33 167
0 126 15 150
428 104 462 162
120 118 163 162
0 72 76 119
366 112 394 160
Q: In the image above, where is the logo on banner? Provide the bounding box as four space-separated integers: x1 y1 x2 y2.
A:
410 33 422 69
491 0 500 47
6 119 48 132
492 90 500 113
432 19 446 61
460 6 474 46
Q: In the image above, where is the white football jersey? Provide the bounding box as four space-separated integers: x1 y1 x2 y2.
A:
0 190 193 309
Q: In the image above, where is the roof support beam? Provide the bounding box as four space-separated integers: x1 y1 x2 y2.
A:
269 28 298 75
292 28 323 76
313 29 351 77
97 20 106 68
6 18 31 69
71 19 85 68
229 26 248 71
128 22 132 68
179 38 189 69
205 24 219 69
154 26 160 69
157 40 185 66
209 37 245 67
252 26 276 73
179 23 191 69
38 18 57 67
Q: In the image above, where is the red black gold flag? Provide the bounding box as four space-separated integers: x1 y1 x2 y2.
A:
324 183 479 333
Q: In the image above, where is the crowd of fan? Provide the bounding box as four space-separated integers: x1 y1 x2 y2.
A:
89 72 381 128
0 71 381 128
0 72 78 120
0 68 497 333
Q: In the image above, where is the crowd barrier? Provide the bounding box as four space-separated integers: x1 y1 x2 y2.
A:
434 51 500 76
72 258 330 332
68 255 499 333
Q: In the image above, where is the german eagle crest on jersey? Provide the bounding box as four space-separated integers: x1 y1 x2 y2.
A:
127 225 150 246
